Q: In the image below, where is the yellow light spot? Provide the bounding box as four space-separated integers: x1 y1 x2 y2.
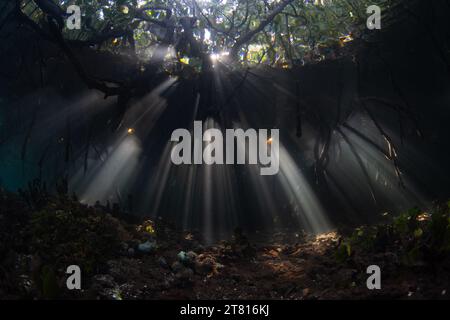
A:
179 57 190 65
112 38 119 45
267 137 273 145
127 128 135 135
315 231 339 243
417 212 430 222
339 34 354 47
119 5 129 14
145 224 155 235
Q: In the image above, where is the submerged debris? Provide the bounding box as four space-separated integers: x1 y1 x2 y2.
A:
138 241 157 254
0 188 450 300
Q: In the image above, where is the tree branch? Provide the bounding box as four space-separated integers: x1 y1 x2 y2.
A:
230 0 294 58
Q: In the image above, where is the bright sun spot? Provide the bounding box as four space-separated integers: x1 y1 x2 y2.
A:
210 51 229 62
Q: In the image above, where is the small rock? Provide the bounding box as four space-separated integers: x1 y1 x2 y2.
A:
177 251 187 262
138 240 156 253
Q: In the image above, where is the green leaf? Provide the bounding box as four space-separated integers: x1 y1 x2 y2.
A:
346 243 352 256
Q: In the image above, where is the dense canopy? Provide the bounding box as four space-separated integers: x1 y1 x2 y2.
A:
20 0 393 66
